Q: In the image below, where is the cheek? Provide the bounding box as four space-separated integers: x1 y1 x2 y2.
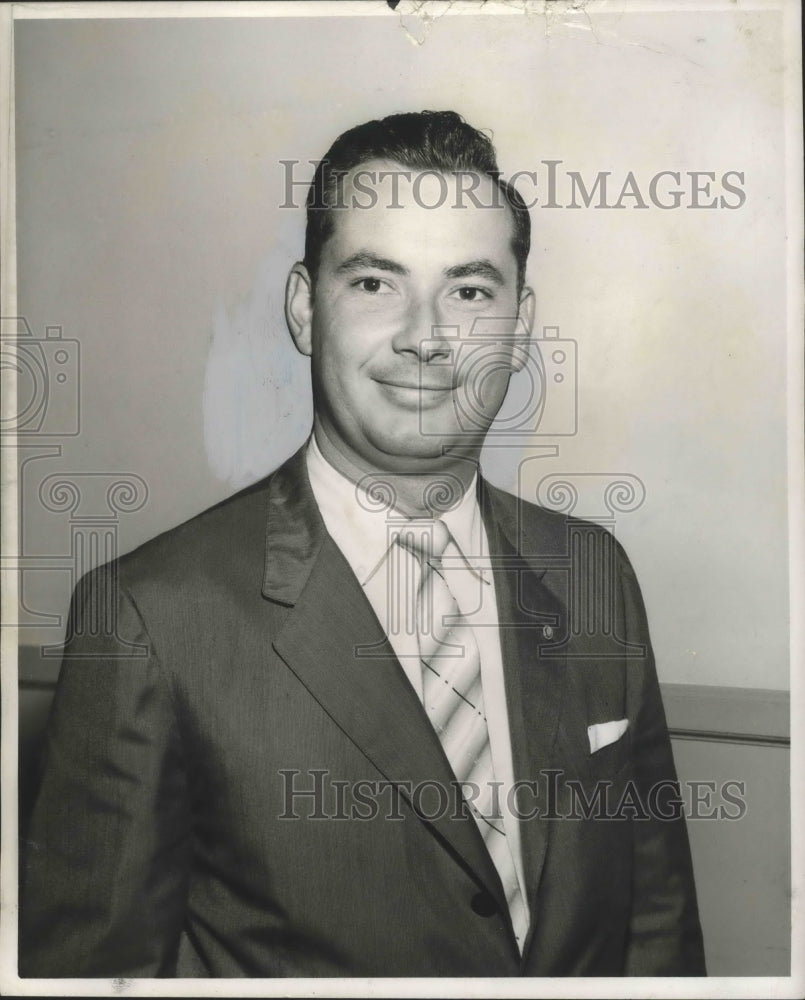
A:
313 309 392 373
311 327 372 399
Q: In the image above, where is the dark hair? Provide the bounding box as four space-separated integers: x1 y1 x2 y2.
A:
303 110 530 294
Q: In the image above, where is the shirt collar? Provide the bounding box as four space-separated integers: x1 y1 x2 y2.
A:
305 434 488 585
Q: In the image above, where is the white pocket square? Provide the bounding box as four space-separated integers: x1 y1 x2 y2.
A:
587 718 629 754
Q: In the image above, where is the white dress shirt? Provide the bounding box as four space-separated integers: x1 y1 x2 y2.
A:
305 434 528 911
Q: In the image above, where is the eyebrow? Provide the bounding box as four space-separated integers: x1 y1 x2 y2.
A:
443 260 506 286
335 251 507 286
336 251 409 276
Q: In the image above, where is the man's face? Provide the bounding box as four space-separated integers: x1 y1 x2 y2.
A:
286 159 534 476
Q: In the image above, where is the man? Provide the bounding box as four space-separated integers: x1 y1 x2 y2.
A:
20 111 706 977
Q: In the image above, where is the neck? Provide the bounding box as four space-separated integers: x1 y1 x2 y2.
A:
312 421 479 518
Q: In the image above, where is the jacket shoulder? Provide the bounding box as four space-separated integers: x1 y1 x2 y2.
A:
93 450 308 602
482 479 616 555
124 473 272 582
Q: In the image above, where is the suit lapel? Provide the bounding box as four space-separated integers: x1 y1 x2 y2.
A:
481 481 568 950
263 450 510 916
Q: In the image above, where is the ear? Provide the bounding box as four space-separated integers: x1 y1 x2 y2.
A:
511 284 535 373
284 262 314 356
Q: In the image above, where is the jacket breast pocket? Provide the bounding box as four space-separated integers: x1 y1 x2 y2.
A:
586 724 633 781
554 717 633 784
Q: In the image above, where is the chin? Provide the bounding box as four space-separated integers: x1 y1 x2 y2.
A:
370 430 482 467
374 436 448 463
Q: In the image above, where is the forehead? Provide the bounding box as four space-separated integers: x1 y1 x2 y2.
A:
322 159 517 270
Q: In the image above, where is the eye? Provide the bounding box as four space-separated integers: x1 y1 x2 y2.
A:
454 286 492 302
352 277 387 294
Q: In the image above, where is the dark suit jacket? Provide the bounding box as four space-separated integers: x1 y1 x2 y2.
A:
20 447 706 977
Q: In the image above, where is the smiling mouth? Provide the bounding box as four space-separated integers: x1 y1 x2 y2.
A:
374 378 455 409
377 380 454 392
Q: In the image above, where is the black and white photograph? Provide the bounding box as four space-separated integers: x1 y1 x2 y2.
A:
1 1 802 996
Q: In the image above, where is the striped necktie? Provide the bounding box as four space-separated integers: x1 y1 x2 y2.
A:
398 519 528 949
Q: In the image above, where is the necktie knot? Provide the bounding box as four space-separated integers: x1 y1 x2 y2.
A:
397 519 451 564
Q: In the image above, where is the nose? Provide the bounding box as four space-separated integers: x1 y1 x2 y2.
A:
391 297 453 363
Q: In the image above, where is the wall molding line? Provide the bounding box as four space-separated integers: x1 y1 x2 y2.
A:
668 728 790 749
661 682 789 748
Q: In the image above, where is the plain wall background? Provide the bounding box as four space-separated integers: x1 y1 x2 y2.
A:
12 6 790 690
